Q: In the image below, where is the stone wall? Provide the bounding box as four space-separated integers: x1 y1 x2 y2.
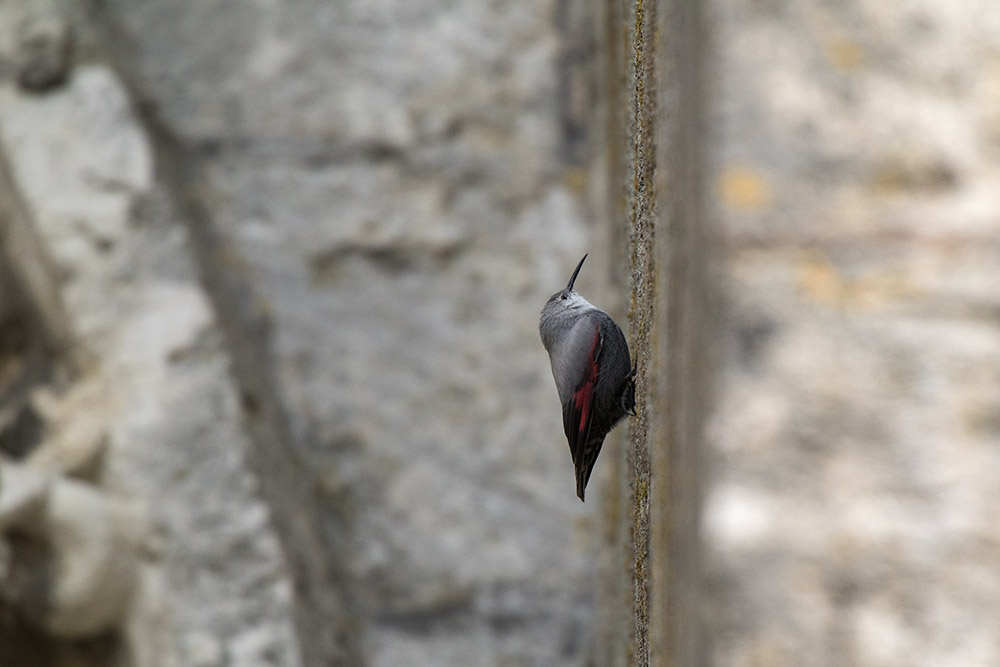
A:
706 1 1000 665
1 0 615 665
2 0 998 665
0 7 303 661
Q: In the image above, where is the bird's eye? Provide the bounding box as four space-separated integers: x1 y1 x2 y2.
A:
560 295 567 300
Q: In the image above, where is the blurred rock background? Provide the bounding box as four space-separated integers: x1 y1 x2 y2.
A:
706 1 1000 666
0 0 997 666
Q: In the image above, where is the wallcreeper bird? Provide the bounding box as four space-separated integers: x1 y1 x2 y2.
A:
539 254 636 501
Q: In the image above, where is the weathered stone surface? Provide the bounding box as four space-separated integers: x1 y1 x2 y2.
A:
707 0 1000 665
0 463 143 638
3 0 994 664
93 0 607 664
0 0 74 92
13 4 73 91
0 63 301 666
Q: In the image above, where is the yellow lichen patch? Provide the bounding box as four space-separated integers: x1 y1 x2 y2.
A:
718 166 774 211
562 166 589 197
797 252 842 305
796 250 914 310
871 155 956 194
826 36 864 71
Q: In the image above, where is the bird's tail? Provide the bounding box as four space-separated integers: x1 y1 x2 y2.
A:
575 432 607 502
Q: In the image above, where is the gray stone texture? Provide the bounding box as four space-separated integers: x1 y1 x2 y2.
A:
0 56 300 667
1 0 998 665
90 0 606 665
706 1 1000 666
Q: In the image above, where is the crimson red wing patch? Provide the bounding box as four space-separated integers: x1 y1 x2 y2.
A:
561 323 602 483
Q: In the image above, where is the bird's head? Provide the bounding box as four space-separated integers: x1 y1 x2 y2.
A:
542 254 593 315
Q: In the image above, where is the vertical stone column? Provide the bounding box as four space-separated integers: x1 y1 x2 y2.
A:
601 0 710 664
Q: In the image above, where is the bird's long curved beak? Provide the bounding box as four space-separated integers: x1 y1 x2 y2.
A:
566 253 588 291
